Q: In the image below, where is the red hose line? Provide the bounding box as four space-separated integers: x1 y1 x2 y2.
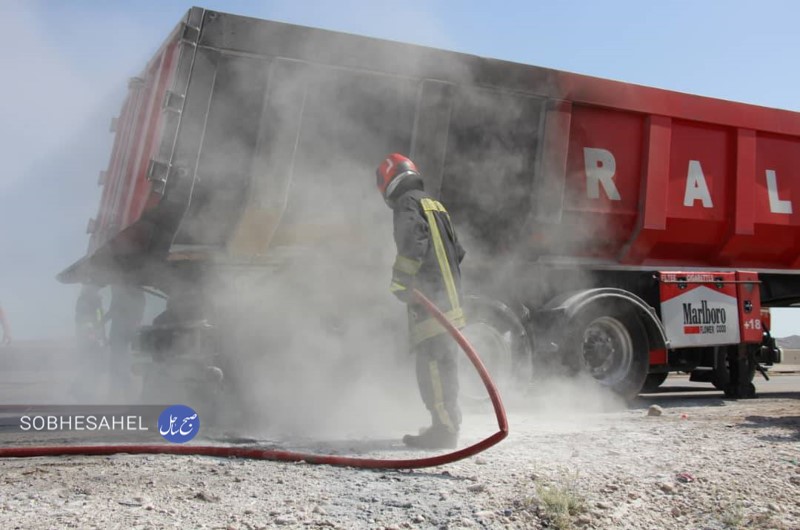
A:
0 290 508 469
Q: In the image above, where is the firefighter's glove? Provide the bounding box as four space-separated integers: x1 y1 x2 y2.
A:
391 255 421 304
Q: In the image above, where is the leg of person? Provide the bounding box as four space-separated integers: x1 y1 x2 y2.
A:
71 336 102 402
108 336 133 402
403 333 461 449
433 334 462 430
108 286 145 402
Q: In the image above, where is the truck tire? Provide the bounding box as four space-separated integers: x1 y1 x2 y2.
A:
459 296 533 401
641 372 669 393
563 303 649 400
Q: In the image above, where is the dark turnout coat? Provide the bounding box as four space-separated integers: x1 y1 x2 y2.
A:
390 189 466 345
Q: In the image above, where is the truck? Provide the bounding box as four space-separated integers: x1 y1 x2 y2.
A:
59 7 795 405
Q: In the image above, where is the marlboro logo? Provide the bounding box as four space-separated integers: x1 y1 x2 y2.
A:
660 281 740 348
682 301 727 334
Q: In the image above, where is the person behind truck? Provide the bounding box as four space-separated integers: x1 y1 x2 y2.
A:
71 284 108 400
376 153 467 449
107 284 145 400
0 302 11 345
75 284 106 352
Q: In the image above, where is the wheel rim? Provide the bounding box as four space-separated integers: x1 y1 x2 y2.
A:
460 322 513 399
581 316 634 387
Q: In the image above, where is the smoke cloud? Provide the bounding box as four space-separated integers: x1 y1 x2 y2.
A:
0 4 632 446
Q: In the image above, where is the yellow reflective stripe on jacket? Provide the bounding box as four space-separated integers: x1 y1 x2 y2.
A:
419 198 460 314
393 255 422 276
425 199 456 231
411 308 466 344
390 281 407 294
420 198 447 213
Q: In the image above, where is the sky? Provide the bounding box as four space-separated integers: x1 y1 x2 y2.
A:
1 0 800 339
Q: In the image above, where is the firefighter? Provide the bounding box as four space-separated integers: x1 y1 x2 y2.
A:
75 284 106 352
376 153 466 449
71 285 107 400
107 284 145 399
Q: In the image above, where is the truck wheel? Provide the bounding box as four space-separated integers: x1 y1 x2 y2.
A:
459 296 532 401
641 372 669 393
564 303 649 400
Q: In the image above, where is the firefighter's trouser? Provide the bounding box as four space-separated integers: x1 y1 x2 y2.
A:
414 332 461 434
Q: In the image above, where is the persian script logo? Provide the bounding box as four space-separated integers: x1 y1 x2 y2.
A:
158 405 200 443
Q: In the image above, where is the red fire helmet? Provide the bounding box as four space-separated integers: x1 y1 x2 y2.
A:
375 153 421 200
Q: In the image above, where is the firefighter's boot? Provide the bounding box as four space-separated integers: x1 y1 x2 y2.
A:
402 424 458 450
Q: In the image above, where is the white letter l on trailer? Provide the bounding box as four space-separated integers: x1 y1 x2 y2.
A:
766 169 793 214
583 147 621 200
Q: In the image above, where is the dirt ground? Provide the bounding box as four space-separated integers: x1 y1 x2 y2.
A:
1 372 799 530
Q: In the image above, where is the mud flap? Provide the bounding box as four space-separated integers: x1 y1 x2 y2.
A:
724 344 757 399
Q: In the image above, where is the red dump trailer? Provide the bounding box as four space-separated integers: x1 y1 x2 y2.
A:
60 7 797 400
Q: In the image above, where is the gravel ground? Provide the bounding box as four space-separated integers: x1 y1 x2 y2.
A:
1 377 799 530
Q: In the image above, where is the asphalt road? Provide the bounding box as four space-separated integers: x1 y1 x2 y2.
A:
643 370 800 399
1 341 798 404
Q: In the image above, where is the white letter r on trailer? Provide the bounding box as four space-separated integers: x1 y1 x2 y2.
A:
583 147 621 201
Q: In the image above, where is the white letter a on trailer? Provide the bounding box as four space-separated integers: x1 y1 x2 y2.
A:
583 147 621 200
683 160 713 208
766 169 793 214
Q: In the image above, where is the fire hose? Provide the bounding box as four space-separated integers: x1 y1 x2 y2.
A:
0 290 508 469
